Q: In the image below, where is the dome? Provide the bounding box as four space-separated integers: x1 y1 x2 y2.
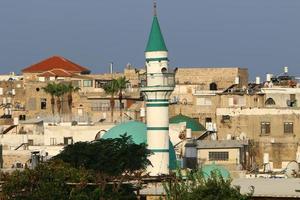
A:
170 114 206 132
102 121 177 170
201 163 230 179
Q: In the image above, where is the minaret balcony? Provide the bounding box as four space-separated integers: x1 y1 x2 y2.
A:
139 73 175 91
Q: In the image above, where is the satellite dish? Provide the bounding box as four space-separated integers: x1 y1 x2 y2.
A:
285 161 299 178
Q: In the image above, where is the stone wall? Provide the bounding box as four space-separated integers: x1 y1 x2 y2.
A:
175 67 248 89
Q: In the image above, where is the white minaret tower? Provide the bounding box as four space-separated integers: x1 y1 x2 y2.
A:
141 1 175 175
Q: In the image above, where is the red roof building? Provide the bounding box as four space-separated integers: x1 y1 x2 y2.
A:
22 55 90 74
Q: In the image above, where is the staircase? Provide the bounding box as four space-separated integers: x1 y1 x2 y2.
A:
1 125 17 135
15 143 28 150
197 131 211 140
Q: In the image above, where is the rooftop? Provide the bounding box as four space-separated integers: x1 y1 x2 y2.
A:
22 55 90 74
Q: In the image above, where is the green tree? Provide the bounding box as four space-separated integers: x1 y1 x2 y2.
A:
116 77 129 119
54 83 67 117
53 135 151 199
2 160 89 200
164 170 253 200
42 83 57 118
53 135 150 176
103 80 119 122
66 83 81 112
2 136 150 200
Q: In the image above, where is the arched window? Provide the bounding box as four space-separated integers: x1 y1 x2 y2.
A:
265 98 276 105
209 82 218 91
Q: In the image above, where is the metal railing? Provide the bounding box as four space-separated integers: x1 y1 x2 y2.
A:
139 73 175 88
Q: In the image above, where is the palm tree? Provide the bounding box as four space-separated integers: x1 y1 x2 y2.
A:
66 83 80 115
116 77 129 119
54 83 68 120
42 83 57 118
103 80 119 122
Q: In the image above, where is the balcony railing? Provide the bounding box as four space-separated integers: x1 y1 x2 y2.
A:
139 73 175 88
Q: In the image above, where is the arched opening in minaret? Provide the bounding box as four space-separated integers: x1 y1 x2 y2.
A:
161 67 167 73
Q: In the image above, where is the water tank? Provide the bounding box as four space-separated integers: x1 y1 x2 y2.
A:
226 134 232 140
13 117 19 125
296 152 300 163
140 107 145 117
7 97 11 104
206 122 213 131
4 108 9 115
266 74 273 82
23 135 28 144
186 128 192 138
235 76 240 84
256 76 261 84
263 153 269 164
211 132 217 140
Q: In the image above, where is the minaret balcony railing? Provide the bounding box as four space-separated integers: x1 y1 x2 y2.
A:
139 73 175 88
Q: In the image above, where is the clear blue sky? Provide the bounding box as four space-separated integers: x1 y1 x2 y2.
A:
1 0 300 80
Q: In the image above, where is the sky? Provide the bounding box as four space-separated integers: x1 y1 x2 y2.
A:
1 0 300 80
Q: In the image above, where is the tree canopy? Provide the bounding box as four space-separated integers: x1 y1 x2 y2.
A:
53 134 151 176
164 170 253 200
2 135 150 200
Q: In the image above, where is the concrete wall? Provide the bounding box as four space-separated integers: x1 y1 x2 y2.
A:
43 123 113 145
198 148 240 166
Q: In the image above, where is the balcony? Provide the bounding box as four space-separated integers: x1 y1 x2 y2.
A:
139 73 175 90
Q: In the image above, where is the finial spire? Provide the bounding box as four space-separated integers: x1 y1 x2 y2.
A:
153 0 157 16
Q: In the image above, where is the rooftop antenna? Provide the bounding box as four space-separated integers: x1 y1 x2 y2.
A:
153 0 157 16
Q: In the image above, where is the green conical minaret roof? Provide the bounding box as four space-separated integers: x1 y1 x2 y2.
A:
145 15 168 52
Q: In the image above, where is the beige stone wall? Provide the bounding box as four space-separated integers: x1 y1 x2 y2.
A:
175 67 248 89
198 148 240 166
219 94 265 108
216 108 300 169
2 150 31 168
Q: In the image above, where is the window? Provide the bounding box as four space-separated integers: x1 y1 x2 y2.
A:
209 152 229 161
83 80 92 87
284 122 293 134
265 98 275 106
40 98 47 110
205 118 212 123
261 122 271 135
28 139 34 146
209 82 218 91
196 97 212 106
71 80 81 87
64 137 73 145
50 138 56 146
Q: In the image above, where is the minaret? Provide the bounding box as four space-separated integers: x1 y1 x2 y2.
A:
141 1 175 175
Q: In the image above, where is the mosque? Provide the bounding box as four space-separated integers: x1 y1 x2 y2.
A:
101 2 226 177
102 2 177 175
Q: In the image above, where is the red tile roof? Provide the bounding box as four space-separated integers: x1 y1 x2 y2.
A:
22 55 90 73
37 68 73 77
